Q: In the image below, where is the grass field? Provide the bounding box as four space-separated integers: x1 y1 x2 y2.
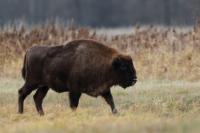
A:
0 23 200 133
0 78 200 133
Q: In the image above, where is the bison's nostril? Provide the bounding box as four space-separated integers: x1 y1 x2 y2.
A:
132 79 137 83
132 79 137 85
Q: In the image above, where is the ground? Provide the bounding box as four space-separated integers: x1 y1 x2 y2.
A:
0 78 199 133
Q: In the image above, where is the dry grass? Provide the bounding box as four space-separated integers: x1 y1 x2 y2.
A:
0 23 200 80
0 78 200 133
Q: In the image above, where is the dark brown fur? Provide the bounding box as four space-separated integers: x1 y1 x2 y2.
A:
18 39 137 115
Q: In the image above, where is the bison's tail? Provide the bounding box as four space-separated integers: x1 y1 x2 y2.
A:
22 52 27 80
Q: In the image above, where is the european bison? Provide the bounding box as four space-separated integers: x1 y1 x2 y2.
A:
18 39 137 115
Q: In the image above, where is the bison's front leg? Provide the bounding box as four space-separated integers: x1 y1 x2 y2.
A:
101 90 118 114
69 92 82 110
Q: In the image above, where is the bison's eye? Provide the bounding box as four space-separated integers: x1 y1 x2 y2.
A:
119 63 127 71
112 57 129 72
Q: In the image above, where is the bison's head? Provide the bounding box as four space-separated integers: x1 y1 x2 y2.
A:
112 55 137 89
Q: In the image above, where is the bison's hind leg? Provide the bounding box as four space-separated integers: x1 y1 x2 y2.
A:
33 86 49 115
69 92 82 110
18 83 37 114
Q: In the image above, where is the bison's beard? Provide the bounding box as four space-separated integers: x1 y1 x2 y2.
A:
120 79 137 89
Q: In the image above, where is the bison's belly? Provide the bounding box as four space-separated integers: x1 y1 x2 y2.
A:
51 87 69 93
48 79 69 93
84 91 101 97
83 85 109 97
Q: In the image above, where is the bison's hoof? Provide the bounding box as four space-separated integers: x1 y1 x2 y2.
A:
38 111 45 116
18 110 23 114
71 107 77 111
18 112 23 114
112 109 118 114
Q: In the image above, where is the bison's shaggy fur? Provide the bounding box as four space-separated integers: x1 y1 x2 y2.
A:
18 39 137 115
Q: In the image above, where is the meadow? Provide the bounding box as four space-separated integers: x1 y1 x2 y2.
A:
0 22 200 133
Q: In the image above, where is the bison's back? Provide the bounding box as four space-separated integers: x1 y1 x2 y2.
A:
67 39 118 67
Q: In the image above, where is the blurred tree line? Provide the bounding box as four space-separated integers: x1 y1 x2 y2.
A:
0 0 200 27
